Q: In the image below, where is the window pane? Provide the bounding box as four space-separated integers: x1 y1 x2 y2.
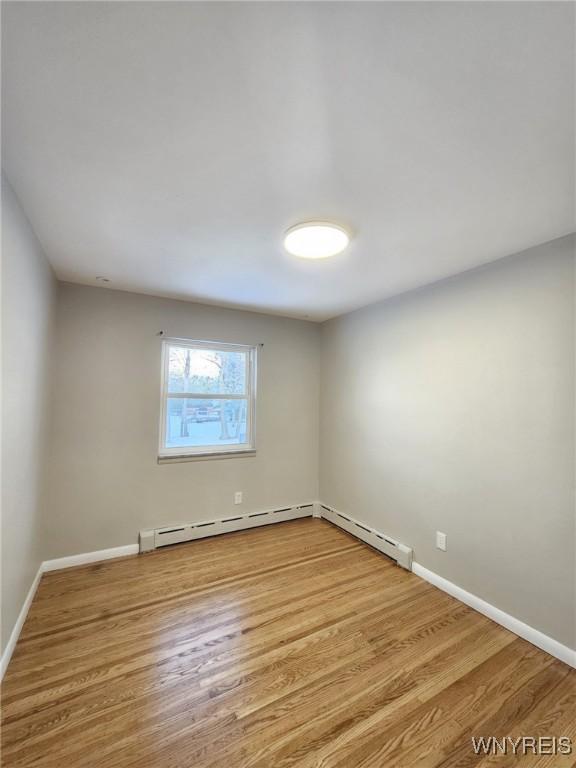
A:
167 346 246 395
165 398 249 450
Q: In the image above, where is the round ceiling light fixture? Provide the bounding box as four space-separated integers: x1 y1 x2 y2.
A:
283 222 350 259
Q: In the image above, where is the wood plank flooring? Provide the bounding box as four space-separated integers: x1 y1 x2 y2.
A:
2 518 575 767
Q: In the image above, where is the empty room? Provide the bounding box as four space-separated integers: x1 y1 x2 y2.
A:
1 1 575 766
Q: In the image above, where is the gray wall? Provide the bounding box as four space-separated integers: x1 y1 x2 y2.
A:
44 284 320 558
1 175 57 652
320 235 575 649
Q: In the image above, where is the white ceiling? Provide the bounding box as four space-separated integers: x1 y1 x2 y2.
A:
2 2 574 321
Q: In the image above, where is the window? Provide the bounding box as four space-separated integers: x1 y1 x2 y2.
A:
159 339 257 459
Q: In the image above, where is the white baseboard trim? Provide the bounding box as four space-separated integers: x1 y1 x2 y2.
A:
1 543 140 680
42 544 139 572
412 563 576 669
0 565 43 680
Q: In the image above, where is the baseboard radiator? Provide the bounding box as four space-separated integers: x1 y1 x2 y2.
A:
139 503 315 552
319 504 413 570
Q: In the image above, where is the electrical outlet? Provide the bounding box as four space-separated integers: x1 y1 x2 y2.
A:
436 531 447 551
234 491 243 505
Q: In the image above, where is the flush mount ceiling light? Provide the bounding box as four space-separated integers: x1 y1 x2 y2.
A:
283 222 350 259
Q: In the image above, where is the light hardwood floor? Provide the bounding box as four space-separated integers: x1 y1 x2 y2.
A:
2 518 575 767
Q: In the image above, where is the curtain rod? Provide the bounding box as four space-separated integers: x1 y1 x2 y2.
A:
156 332 264 347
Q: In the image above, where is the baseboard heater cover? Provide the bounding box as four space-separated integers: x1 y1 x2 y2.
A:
320 504 413 570
139 503 315 552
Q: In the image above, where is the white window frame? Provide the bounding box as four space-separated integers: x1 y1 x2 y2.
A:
159 338 257 460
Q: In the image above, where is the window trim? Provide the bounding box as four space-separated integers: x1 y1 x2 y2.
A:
158 338 258 460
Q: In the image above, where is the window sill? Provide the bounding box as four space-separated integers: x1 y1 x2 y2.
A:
158 449 256 464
